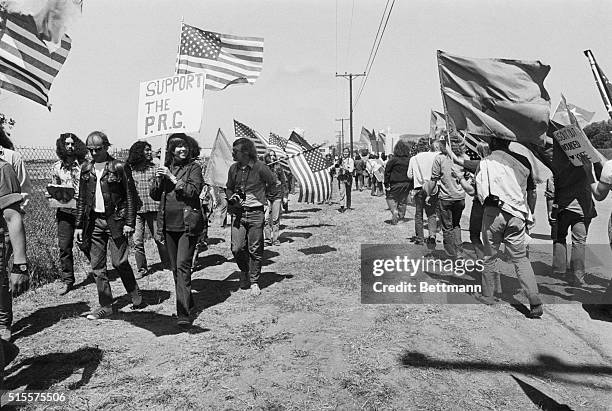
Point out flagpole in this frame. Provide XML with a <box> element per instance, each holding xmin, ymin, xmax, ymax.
<box><xmin>584</xmin><ymin>49</ymin><xmax>612</xmax><ymax>120</ymax></box>
<box><xmin>436</xmin><ymin>50</ymin><xmax>453</xmax><ymax>135</ymax></box>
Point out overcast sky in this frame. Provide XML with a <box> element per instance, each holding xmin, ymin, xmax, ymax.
<box><xmin>3</xmin><ymin>0</ymin><xmax>612</xmax><ymax>150</ymax></box>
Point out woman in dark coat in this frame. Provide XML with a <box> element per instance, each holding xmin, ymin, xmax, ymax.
<box><xmin>150</xmin><ymin>133</ymin><xmax>204</xmax><ymax>327</ymax></box>
<box><xmin>384</xmin><ymin>140</ymin><xmax>413</xmax><ymax>225</ymax></box>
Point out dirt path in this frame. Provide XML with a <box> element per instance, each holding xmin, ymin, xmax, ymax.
<box><xmin>4</xmin><ymin>188</ymin><xmax>612</xmax><ymax>410</ymax></box>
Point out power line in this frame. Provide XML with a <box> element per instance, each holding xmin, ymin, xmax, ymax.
<box><xmin>361</xmin><ymin>0</ymin><xmax>390</xmax><ymax>81</ymax></box>
<box><xmin>354</xmin><ymin>0</ymin><xmax>396</xmax><ymax>108</ymax></box>
<box><xmin>346</xmin><ymin>0</ymin><xmax>355</xmax><ymax>69</ymax></box>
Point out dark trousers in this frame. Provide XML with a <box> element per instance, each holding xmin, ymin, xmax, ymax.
<box><xmin>231</xmin><ymin>208</ymin><xmax>264</xmax><ymax>284</ymax></box>
<box><xmin>89</xmin><ymin>216</ymin><xmax>137</xmax><ymax>307</ymax></box>
<box><xmin>57</xmin><ymin>210</ymin><xmax>77</xmax><ymax>285</ymax></box>
<box><xmin>355</xmin><ymin>173</ymin><xmax>364</xmax><ymax>190</ymax></box>
<box><xmin>414</xmin><ymin>189</ymin><xmax>437</xmax><ymax>241</ymax></box>
<box><xmin>552</xmin><ymin>210</ymin><xmax>590</xmax><ymax>280</ymax></box>
<box><xmin>344</xmin><ymin>178</ymin><xmax>353</xmax><ymax>209</ymax></box>
<box><xmin>134</xmin><ymin>212</ymin><xmax>169</xmax><ymax>272</ymax></box>
<box><xmin>165</xmin><ymin>230</ymin><xmax>197</xmax><ymax>319</ymax></box>
<box><xmin>469</xmin><ymin>199</ymin><xmax>485</xmax><ymax>259</ymax></box>
<box><xmin>436</xmin><ymin>199</ymin><xmax>465</xmax><ymax>257</ymax></box>
<box><xmin>0</xmin><ymin>226</ymin><xmax>10</xmax><ymax>328</ymax></box>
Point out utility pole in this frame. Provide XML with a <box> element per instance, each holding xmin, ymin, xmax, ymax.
<box><xmin>336</xmin><ymin>72</ymin><xmax>365</xmax><ymax>156</ymax></box>
<box><xmin>335</xmin><ymin>117</ymin><xmax>348</xmax><ymax>152</ymax></box>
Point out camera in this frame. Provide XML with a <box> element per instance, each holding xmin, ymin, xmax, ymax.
<box><xmin>227</xmin><ymin>188</ymin><xmax>246</xmax><ymax>213</ymax></box>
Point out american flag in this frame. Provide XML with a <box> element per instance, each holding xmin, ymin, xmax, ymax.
<box><xmin>461</xmin><ymin>132</ymin><xmax>482</xmax><ymax>161</ymax></box>
<box><xmin>289</xmin><ymin>131</ymin><xmax>313</xmax><ymax>151</ymax></box>
<box><xmin>0</xmin><ymin>12</ymin><xmax>72</xmax><ymax>108</ymax></box>
<box><xmin>176</xmin><ymin>23</ymin><xmax>263</xmax><ymax>91</ymax></box>
<box><xmin>234</xmin><ymin>120</ymin><xmax>267</xmax><ymax>157</ymax></box>
<box><xmin>288</xmin><ymin>147</ymin><xmax>332</xmax><ymax>203</ymax></box>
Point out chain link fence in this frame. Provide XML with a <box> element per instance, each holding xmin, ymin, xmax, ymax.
<box><xmin>16</xmin><ymin>146</ymin><xmax>129</xmax><ymax>287</ymax></box>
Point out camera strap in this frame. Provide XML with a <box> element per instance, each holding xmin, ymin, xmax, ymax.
<box><xmin>238</xmin><ymin>164</ymin><xmax>252</xmax><ymax>193</ymax></box>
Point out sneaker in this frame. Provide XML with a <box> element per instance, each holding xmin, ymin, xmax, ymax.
<box><xmin>0</xmin><ymin>326</ymin><xmax>12</xmax><ymax>341</ymax></box>
<box><xmin>250</xmin><ymin>283</ymin><xmax>261</xmax><ymax>296</ymax></box>
<box><xmin>57</xmin><ymin>283</ymin><xmax>73</xmax><ymax>296</ymax></box>
<box><xmin>177</xmin><ymin>317</ymin><xmax>192</xmax><ymax>328</ymax></box>
<box><xmin>475</xmin><ymin>293</ymin><xmax>498</xmax><ymax>305</ymax></box>
<box><xmin>86</xmin><ymin>305</ymin><xmax>113</xmax><ymax>320</ymax></box>
<box><xmin>527</xmin><ymin>304</ymin><xmax>543</xmax><ymax>319</ymax></box>
<box><xmin>130</xmin><ymin>287</ymin><xmax>143</xmax><ymax>308</ymax></box>
<box><xmin>134</xmin><ymin>269</ymin><xmax>147</xmax><ymax>280</ymax></box>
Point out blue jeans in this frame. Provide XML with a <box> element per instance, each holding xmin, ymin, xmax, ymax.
<box><xmin>134</xmin><ymin>212</ymin><xmax>169</xmax><ymax>272</ymax></box>
<box><xmin>264</xmin><ymin>199</ymin><xmax>282</xmax><ymax>243</ymax></box>
<box><xmin>436</xmin><ymin>199</ymin><xmax>465</xmax><ymax>257</ymax></box>
<box><xmin>89</xmin><ymin>216</ymin><xmax>137</xmax><ymax>307</ymax></box>
<box><xmin>165</xmin><ymin>230</ymin><xmax>197</xmax><ymax>319</ymax></box>
<box><xmin>231</xmin><ymin>208</ymin><xmax>264</xmax><ymax>284</ymax></box>
<box><xmin>414</xmin><ymin>189</ymin><xmax>437</xmax><ymax>242</ymax></box>
<box><xmin>57</xmin><ymin>210</ymin><xmax>77</xmax><ymax>285</ymax></box>
<box><xmin>552</xmin><ymin>210</ymin><xmax>589</xmax><ymax>280</ymax></box>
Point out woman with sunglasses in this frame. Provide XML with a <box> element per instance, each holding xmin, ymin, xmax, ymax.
<box><xmin>263</xmin><ymin>150</ymin><xmax>286</xmax><ymax>246</ymax></box>
<box><xmin>150</xmin><ymin>133</ymin><xmax>204</xmax><ymax>328</ymax></box>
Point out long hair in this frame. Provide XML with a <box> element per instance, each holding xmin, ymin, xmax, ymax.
<box><xmin>393</xmin><ymin>140</ymin><xmax>412</xmax><ymax>157</ymax></box>
<box><xmin>416</xmin><ymin>137</ymin><xmax>432</xmax><ymax>154</ymax></box>
<box><xmin>127</xmin><ymin>141</ymin><xmax>152</xmax><ymax>170</ymax></box>
<box><xmin>0</xmin><ymin>127</ymin><xmax>14</xmax><ymax>150</ymax></box>
<box><xmin>233</xmin><ymin>137</ymin><xmax>258</xmax><ymax>162</ymax></box>
<box><xmin>56</xmin><ymin>133</ymin><xmax>87</xmax><ymax>165</ymax></box>
<box><xmin>165</xmin><ymin>133</ymin><xmax>201</xmax><ymax>166</ymax></box>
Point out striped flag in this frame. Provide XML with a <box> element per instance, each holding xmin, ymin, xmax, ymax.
<box><xmin>234</xmin><ymin>120</ymin><xmax>267</xmax><ymax>157</ymax></box>
<box><xmin>463</xmin><ymin>132</ymin><xmax>551</xmax><ymax>183</ymax></box>
<box><xmin>0</xmin><ymin>12</ymin><xmax>72</xmax><ymax>108</ymax></box>
<box><xmin>176</xmin><ymin>23</ymin><xmax>263</xmax><ymax>91</ymax></box>
<box><xmin>288</xmin><ymin>147</ymin><xmax>332</xmax><ymax>203</ymax></box>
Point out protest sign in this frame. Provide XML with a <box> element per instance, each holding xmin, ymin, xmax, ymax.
<box><xmin>553</xmin><ymin>124</ymin><xmax>601</xmax><ymax>166</ymax></box>
<box><xmin>137</xmin><ymin>73</ymin><xmax>205</xmax><ymax>139</ymax></box>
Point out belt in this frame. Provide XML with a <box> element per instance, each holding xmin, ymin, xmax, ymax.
<box><xmin>242</xmin><ymin>206</ymin><xmax>264</xmax><ymax>212</ymax></box>
<box><xmin>91</xmin><ymin>211</ymin><xmax>107</xmax><ymax>218</ymax></box>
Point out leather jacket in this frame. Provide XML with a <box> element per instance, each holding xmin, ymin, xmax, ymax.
<box><xmin>75</xmin><ymin>156</ymin><xmax>137</xmax><ymax>255</ymax></box>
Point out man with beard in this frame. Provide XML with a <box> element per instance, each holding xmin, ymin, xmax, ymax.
<box><xmin>226</xmin><ymin>138</ymin><xmax>278</xmax><ymax>296</ymax></box>
<box><xmin>50</xmin><ymin>133</ymin><xmax>88</xmax><ymax>295</ymax></box>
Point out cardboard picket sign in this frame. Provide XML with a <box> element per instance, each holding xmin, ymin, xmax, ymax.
<box><xmin>137</xmin><ymin>73</ymin><xmax>206</xmax><ymax>139</ymax></box>
<box><xmin>552</xmin><ymin>124</ymin><xmax>601</xmax><ymax>166</ymax></box>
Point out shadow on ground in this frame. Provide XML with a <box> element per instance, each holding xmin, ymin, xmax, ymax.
<box><xmin>11</xmin><ymin>302</ymin><xmax>91</xmax><ymax>341</ymax></box>
<box><xmin>4</xmin><ymin>346</ymin><xmax>102</xmax><ymax>391</ymax></box>
<box><xmin>399</xmin><ymin>351</ymin><xmax>612</xmax><ymax>390</ymax></box>
<box><xmin>298</xmin><ymin>245</ymin><xmax>337</xmax><ymax>255</ymax></box>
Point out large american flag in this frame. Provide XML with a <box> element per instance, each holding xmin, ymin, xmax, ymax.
<box><xmin>234</xmin><ymin>120</ymin><xmax>267</xmax><ymax>157</ymax></box>
<box><xmin>288</xmin><ymin>147</ymin><xmax>331</xmax><ymax>204</ymax></box>
<box><xmin>0</xmin><ymin>12</ymin><xmax>72</xmax><ymax>108</ymax></box>
<box><xmin>176</xmin><ymin>23</ymin><xmax>263</xmax><ymax>91</ymax></box>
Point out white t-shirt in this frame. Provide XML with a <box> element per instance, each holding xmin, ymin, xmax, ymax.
<box><xmin>93</xmin><ymin>162</ymin><xmax>107</xmax><ymax>213</ymax></box>
<box><xmin>599</xmin><ymin>160</ymin><xmax>612</xmax><ymax>185</ymax></box>
<box><xmin>407</xmin><ymin>151</ymin><xmax>438</xmax><ymax>188</ymax></box>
